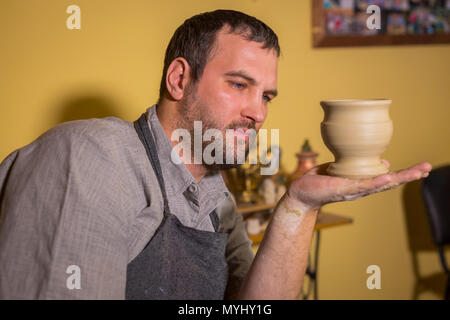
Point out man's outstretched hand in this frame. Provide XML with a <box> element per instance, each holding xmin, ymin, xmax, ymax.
<box><xmin>238</xmin><ymin>160</ymin><xmax>432</xmax><ymax>299</ymax></box>
<box><xmin>286</xmin><ymin>160</ymin><xmax>432</xmax><ymax>212</ymax></box>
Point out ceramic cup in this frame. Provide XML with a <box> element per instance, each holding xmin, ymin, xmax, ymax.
<box><xmin>320</xmin><ymin>99</ymin><xmax>393</xmax><ymax>179</ymax></box>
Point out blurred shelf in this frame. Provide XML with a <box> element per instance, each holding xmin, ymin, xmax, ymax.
<box><xmin>248</xmin><ymin>211</ymin><xmax>353</xmax><ymax>245</ymax></box>
<box><xmin>236</xmin><ymin>202</ymin><xmax>277</xmax><ymax>215</ymax></box>
<box><xmin>315</xmin><ymin>211</ymin><xmax>353</xmax><ymax>230</ymax></box>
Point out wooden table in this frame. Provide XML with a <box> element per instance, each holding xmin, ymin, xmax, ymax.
<box><xmin>237</xmin><ymin>202</ymin><xmax>278</xmax><ymax>215</ymax></box>
<box><xmin>246</xmin><ymin>210</ymin><xmax>353</xmax><ymax>244</ymax></box>
<box><xmin>238</xmin><ymin>203</ymin><xmax>353</xmax><ymax>300</ymax></box>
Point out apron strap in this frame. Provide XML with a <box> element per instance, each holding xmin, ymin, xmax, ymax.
<box><xmin>209</xmin><ymin>209</ymin><xmax>220</xmax><ymax>232</ymax></box>
<box><xmin>134</xmin><ymin>113</ymin><xmax>170</xmax><ymax>215</ymax></box>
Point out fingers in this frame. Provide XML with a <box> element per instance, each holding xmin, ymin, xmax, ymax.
<box><xmin>303</xmin><ymin>162</ymin><xmax>333</xmax><ymax>176</ymax></box>
<box><xmin>389</xmin><ymin>162</ymin><xmax>432</xmax><ymax>183</ymax></box>
<box><xmin>409</xmin><ymin>162</ymin><xmax>431</xmax><ymax>174</ymax></box>
<box><xmin>364</xmin><ymin>161</ymin><xmax>432</xmax><ymax>190</ymax></box>
<box><xmin>338</xmin><ymin>176</ymin><xmax>388</xmax><ymax>197</ymax></box>
<box><xmin>339</xmin><ymin>162</ymin><xmax>432</xmax><ymax>197</ymax></box>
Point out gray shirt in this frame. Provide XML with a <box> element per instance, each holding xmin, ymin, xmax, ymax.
<box><xmin>0</xmin><ymin>105</ymin><xmax>254</xmax><ymax>299</ymax></box>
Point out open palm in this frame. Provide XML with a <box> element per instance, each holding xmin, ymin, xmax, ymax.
<box><xmin>287</xmin><ymin>159</ymin><xmax>432</xmax><ymax>210</ymax></box>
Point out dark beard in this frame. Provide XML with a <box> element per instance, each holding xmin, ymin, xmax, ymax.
<box><xmin>202</xmin><ymin>149</ymin><xmax>249</xmax><ymax>173</ymax></box>
<box><xmin>176</xmin><ymin>82</ymin><xmax>254</xmax><ymax>173</ymax></box>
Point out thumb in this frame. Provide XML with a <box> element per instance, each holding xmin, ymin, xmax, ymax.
<box><xmin>303</xmin><ymin>162</ymin><xmax>333</xmax><ymax>176</ymax></box>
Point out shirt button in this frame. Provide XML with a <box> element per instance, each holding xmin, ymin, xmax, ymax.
<box><xmin>188</xmin><ymin>184</ymin><xmax>198</xmax><ymax>193</ymax></box>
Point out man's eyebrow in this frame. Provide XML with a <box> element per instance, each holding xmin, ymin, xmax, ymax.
<box><xmin>224</xmin><ymin>70</ymin><xmax>278</xmax><ymax>98</ymax></box>
<box><xmin>224</xmin><ymin>71</ymin><xmax>257</xmax><ymax>85</ymax></box>
<box><xmin>265</xmin><ymin>89</ymin><xmax>278</xmax><ymax>98</ymax></box>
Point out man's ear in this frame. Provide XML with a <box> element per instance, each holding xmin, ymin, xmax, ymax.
<box><xmin>165</xmin><ymin>57</ymin><xmax>192</xmax><ymax>101</ymax></box>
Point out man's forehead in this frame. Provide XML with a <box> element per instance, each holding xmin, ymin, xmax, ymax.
<box><xmin>207</xmin><ymin>26</ymin><xmax>278</xmax><ymax>71</ymax></box>
<box><xmin>197</xmin><ymin>25</ymin><xmax>278</xmax><ymax>93</ymax></box>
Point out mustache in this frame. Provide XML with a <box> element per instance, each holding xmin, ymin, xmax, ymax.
<box><xmin>226</xmin><ymin>120</ymin><xmax>256</xmax><ymax>131</ymax></box>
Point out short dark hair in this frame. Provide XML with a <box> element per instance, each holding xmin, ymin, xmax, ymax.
<box><xmin>158</xmin><ymin>9</ymin><xmax>280</xmax><ymax>101</ymax></box>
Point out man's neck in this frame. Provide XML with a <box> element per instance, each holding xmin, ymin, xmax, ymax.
<box><xmin>155</xmin><ymin>100</ymin><xmax>208</xmax><ymax>182</ymax></box>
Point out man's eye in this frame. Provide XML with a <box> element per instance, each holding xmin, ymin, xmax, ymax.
<box><xmin>231</xmin><ymin>82</ymin><xmax>246</xmax><ymax>89</ymax></box>
<box><xmin>263</xmin><ymin>94</ymin><xmax>272</xmax><ymax>103</ymax></box>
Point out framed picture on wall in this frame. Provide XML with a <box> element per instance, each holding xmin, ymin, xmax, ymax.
<box><xmin>312</xmin><ymin>0</ymin><xmax>450</xmax><ymax>47</ymax></box>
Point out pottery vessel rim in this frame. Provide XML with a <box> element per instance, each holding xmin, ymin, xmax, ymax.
<box><xmin>320</xmin><ymin>99</ymin><xmax>392</xmax><ymax>106</ymax></box>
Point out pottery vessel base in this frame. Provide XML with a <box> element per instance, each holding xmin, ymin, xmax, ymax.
<box><xmin>326</xmin><ymin>159</ymin><xmax>389</xmax><ymax>179</ymax></box>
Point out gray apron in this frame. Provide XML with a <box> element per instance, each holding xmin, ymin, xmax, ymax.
<box><xmin>125</xmin><ymin>113</ymin><xmax>229</xmax><ymax>300</ymax></box>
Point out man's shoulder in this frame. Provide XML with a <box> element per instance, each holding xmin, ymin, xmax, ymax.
<box><xmin>7</xmin><ymin>116</ymin><xmax>138</xmax><ymax>166</ymax></box>
<box><xmin>39</xmin><ymin>116</ymin><xmax>133</xmax><ymax>145</ymax></box>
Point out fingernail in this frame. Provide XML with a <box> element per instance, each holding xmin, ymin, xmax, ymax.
<box><xmin>422</xmin><ymin>172</ymin><xmax>429</xmax><ymax>178</ymax></box>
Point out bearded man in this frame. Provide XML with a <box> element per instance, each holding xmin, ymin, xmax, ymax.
<box><xmin>0</xmin><ymin>9</ymin><xmax>431</xmax><ymax>299</ymax></box>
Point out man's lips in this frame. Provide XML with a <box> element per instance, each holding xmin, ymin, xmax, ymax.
<box><xmin>233</xmin><ymin>128</ymin><xmax>250</xmax><ymax>140</ymax></box>
<box><xmin>234</xmin><ymin>127</ymin><xmax>248</xmax><ymax>133</ymax></box>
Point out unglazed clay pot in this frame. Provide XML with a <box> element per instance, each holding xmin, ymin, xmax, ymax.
<box><xmin>320</xmin><ymin>99</ymin><xmax>393</xmax><ymax>179</ymax></box>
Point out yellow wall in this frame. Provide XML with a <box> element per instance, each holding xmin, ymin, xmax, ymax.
<box><xmin>1</xmin><ymin>0</ymin><xmax>449</xmax><ymax>299</ymax></box>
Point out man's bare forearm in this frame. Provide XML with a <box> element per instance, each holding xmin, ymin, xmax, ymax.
<box><xmin>237</xmin><ymin>194</ymin><xmax>319</xmax><ymax>299</ymax></box>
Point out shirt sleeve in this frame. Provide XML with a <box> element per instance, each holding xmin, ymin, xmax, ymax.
<box><xmin>217</xmin><ymin>195</ymin><xmax>255</xmax><ymax>299</ymax></box>
<box><xmin>0</xmin><ymin>120</ymin><xmax>132</xmax><ymax>299</ymax></box>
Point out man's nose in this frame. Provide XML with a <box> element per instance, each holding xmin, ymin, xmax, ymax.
<box><xmin>240</xmin><ymin>96</ymin><xmax>266</xmax><ymax>125</ymax></box>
